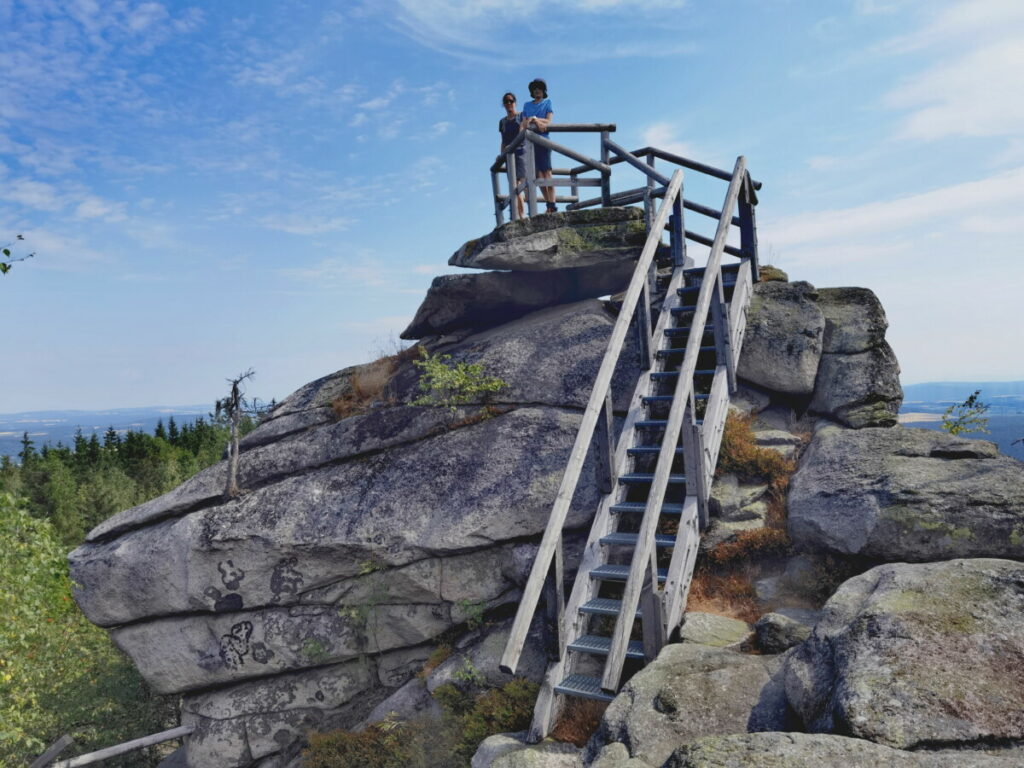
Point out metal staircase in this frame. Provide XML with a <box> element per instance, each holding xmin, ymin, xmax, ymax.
<box><xmin>495</xmin><ymin>148</ymin><xmax>760</xmax><ymax>740</ymax></box>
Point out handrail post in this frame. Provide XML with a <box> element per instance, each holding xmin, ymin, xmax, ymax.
<box><xmin>600</xmin><ymin>131</ymin><xmax>612</xmax><ymax>207</ymax></box>
<box><xmin>640</xmin><ymin>550</ymin><xmax>666</xmax><ymax>661</ymax></box>
<box><xmin>492</xmin><ymin>170</ymin><xmax>504</xmax><ymax>227</ymax></box>
<box><xmin>710</xmin><ymin>271</ymin><xmax>737</xmax><ymax>394</ymax></box>
<box><xmin>506</xmin><ymin>152</ymin><xmax>520</xmax><ymax>222</ymax></box>
<box><xmin>526</xmin><ymin>140</ymin><xmax>538</xmax><ymax>217</ymax></box>
<box><xmin>671</xmin><ymin>186</ymin><xmax>686</xmax><ymax>268</ymax></box>
<box><xmin>635</xmin><ymin>279</ymin><xmax>653</xmax><ymax>371</ymax></box>
<box><xmin>594</xmin><ymin>389</ymin><xmax>615</xmax><ymax>493</ymax></box>
<box><xmin>739</xmin><ymin>173</ymin><xmax>759</xmax><ymax>276</ymax></box>
<box><xmin>570</xmin><ymin>169</ymin><xmax>578</xmax><ymax>204</ymax></box>
<box><xmin>541</xmin><ymin>535</ymin><xmax>565</xmax><ymax>661</ymax></box>
<box><xmin>644</xmin><ymin>151</ymin><xmax>656</xmax><ymax>232</ymax></box>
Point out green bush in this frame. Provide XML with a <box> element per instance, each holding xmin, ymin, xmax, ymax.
<box><xmin>411</xmin><ymin>348</ymin><xmax>507</xmax><ymax>412</ymax></box>
<box><xmin>0</xmin><ymin>493</ymin><xmax>175</xmax><ymax>765</ymax></box>
<box><xmin>304</xmin><ymin>678</ymin><xmax>539</xmax><ymax>768</ymax></box>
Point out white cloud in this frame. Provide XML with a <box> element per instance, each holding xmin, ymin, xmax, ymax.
<box><xmin>767</xmin><ymin>166</ymin><xmax>1024</xmax><ymax>254</ymax></box>
<box><xmin>360</xmin><ymin>96</ymin><xmax>392</xmax><ymax>110</ymax></box>
<box><xmin>640</xmin><ymin>123</ymin><xmax>697</xmax><ymax>159</ymax></box>
<box><xmin>878</xmin><ymin>0</ymin><xmax>1024</xmax><ymax>141</ymax></box>
<box><xmin>2</xmin><ymin>178</ymin><xmax>64</xmax><ymax>211</ymax></box>
<box><xmin>280</xmin><ymin>255</ymin><xmax>388</xmax><ymax>288</ymax></box>
<box><xmin>74</xmin><ymin>195</ymin><xmax>127</xmax><ymax>221</ymax></box>
<box><xmin>258</xmin><ymin>214</ymin><xmax>355</xmax><ymax>236</ymax></box>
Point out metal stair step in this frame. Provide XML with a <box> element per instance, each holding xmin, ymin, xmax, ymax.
<box><xmin>580</xmin><ymin>597</ymin><xmax>641</xmax><ymax>617</ymax></box>
<box><xmin>590</xmin><ymin>564</ymin><xmax>667</xmax><ymax>583</ymax></box>
<box><xmin>684</xmin><ymin>263</ymin><xmax>740</xmax><ymax>279</ymax></box>
<box><xmin>656</xmin><ymin>345</ymin><xmax>717</xmax><ymax>359</ymax></box>
<box><xmin>554</xmin><ymin>674</ymin><xmax>615</xmax><ymax>702</ymax></box>
<box><xmin>600</xmin><ymin>532</ymin><xmax>676</xmax><ymax>548</ymax></box>
<box><xmin>611</xmin><ymin>501</ymin><xmax>685</xmax><ymax>515</ymax></box>
<box><xmin>635</xmin><ymin>418</ymin><xmax>703</xmax><ymax>428</ymax></box>
<box><xmin>664</xmin><ymin>325</ymin><xmax>715</xmax><ymax>338</ymax></box>
<box><xmin>568</xmin><ymin>634</ymin><xmax>645</xmax><ymax>659</ymax></box>
<box><xmin>618</xmin><ymin>473</ymin><xmax>687</xmax><ymax>486</ymax></box>
<box><xmin>651</xmin><ymin>369</ymin><xmax>715</xmax><ymax>381</ymax></box>
<box><xmin>642</xmin><ymin>394</ymin><xmax>708</xmax><ymax>406</ymax></box>
<box><xmin>627</xmin><ymin>445</ymin><xmax>684</xmax><ymax>456</ymax></box>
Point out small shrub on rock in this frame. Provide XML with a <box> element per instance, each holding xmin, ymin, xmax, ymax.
<box><xmin>412</xmin><ymin>349</ymin><xmax>507</xmax><ymax>412</ymax></box>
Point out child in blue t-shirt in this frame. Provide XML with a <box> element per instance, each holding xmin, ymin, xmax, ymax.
<box><xmin>521</xmin><ymin>78</ymin><xmax>556</xmax><ymax>213</ymax></box>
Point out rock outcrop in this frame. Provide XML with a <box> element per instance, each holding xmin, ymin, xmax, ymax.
<box><xmin>785</xmin><ymin>559</ymin><xmax>1024</xmax><ymax>750</ymax></box>
<box><xmin>788</xmin><ymin>424</ymin><xmax>1024</xmax><ymax>561</ymax></box>
<box><xmin>69</xmin><ymin>208</ymin><xmax>1024</xmax><ymax>768</ymax></box>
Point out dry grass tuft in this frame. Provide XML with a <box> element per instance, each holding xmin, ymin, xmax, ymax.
<box><xmin>687</xmin><ymin>567</ymin><xmax>762</xmax><ymax>624</ymax></box>
<box><xmin>331</xmin><ymin>345</ymin><xmax>420</xmax><ymax>421</ymax></box>
<box><xmin>704</xmin><ymin>527</ymin><xmax>790</xmax><ymax>567</ymax></box>
<box><xmin>716</xmin><ymin>413</ymin><xmax>796</xmax><ymax>492</ymax></box>
<box><xmin>417</xmin><ymin>643</ymin><xmax>453</xmax><ymax>680</ymax></box>
<box><xmin>758</xmin><ymin>265</ymin><xmax>788</xmax><ymax>282</ymax></box>
<box><xmin>550</xmin><ymin>697</ymin><xmax>608</xmax><ymax>747</ymax></box>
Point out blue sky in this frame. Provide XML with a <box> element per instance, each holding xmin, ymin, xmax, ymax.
<box><xmin>1</xmin><ymin>0</ymin><xmax>1022</xmax><ymax>411</ymax></box>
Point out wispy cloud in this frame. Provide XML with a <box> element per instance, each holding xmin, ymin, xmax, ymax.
<box><xmin>765</xmin><ymin>166</ymin><xmax>1024</xmax><ymax>261</ymax></box>
<box><xmin>879</xmin><ymin>0</ymin><xmax>1024</xmax><ymax>141</ymax></box>
<box><xmin>640</xmin><ymin>123</ymin><xmax>697</xmax><ymax>159</ymax></box>
<box><xmin>386</xmin><ymin>0</ymin><xmax>694</xmax><ymax>62</ymax></box>
<box><xmin>258</xmin><ymin>214</ymin><xmax>356</xmax><ymax>236</ymax></box>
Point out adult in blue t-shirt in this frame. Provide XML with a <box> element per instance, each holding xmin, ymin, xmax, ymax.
<box><xmin>521</xmin><ymin>78</ymin><xmax>556</xmax><ymax>214</ymax></box>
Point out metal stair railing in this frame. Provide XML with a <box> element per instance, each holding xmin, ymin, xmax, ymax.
<box><xmin>498</xmin><ymin>169</ymin><xmax>685</xmax><ymax>678</ymax></box>
<box><xmin>601</xmin><ymin>156</ymin><xmax>749</xmax><ymax>691</ymax></box>
<box><xmin>493</xmin><ymin>132</ymin><xmax>760</xmax><ymax>739</ymax></box>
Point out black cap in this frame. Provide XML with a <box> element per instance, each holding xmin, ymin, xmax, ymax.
<box><xmin>528</xmin><ymin>78</ymin><xmax>548</xmax><ymax>98</ymax></box>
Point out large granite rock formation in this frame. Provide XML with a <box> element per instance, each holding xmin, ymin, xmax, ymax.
<box><xmin>71</xmin><ymin>209</ymin><xmax>1008</xmax><ymax>768</ymax></box>
<box><xmin>788</xmin><ymin>424</ymin><xmax>1024</xmax><ymax>561</ymax></box>
<box><xmin>784</xmin><ymin>559</ymin><xmax>1024</xmax><ymax>750</ymax></box>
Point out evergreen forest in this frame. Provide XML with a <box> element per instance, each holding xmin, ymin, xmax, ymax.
<box><xmin>0</xmin><ymin>412</ymin><xmax>257</xmax><ymax>765</ymax></box>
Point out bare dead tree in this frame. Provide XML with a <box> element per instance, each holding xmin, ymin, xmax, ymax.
<box><xmin>216</xmin><ymin>368</ymin><xmax>255</xmax><ymax>499</ymax></box>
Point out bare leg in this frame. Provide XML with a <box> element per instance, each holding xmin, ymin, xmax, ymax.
<box><xmin>538</xmin><ymin>169</ymin><xmax>555</xmax><ymax>209</ymax></box>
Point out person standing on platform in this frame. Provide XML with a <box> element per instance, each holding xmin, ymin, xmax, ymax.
<box><xmin>499</xmin><ymin>92</ymin><xmax>526</xmax><ymax>219</ymax></box>
<box><xmin>521</xmin><ymin>78</ymin><xmax>556</xmax><ymax>214</ymax></box>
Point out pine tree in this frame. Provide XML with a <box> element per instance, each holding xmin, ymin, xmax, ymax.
<box><xmin>154</xmin><ymin>419</ymin><xmax>167</xmax><ymax>441</ymax></box>
<box><xmin>167</xmin><ymin>416</ymin><xmax>179</xmax><ymax>444</ymax></box>
<box><xmin>103</xmin><ymin>426</ymin><xmax>120</xmax><ymax>450</ymax></box>
<box><xmin>18</xmin><ymin>432</ymin><xmax>35</xmax><ymax>465</ymax></box>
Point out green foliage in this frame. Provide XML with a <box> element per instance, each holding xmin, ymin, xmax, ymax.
<box><xmin>451</xmin><ymin>658</ymin><xmax>486</xmax><ymax>687</ymax></box>
<box><xmin>0</xmin><ymin>494</ymin><xmax>175</xmax><ymax>765</ymax></box>
<box><xmin>1</xmin><ymin>234</ymin><xmax>34</xmax><ymax>275</ymax></box>
<box><xmin>0</xmin><ymin>414</ymin><xmax>255</xmax><ymax>547</ymax></box>
<box><xmin>304</xmin><ymin>679</ymin><xmax>539</xmax><ymax>768</ymax></box>
<box><xmin>941</xmin><ymin>390</ymin><xmax>990</xmax><ymax>436</ymax></box>
<box><xmin>456</xmin><ymin>598</ymin><xmax>487</xmax><ymax>630</ymax></box>
<box><xmin>411</xmin><ymin>348</ymin><xmax>507</xmax><ymax>412</ymax></box>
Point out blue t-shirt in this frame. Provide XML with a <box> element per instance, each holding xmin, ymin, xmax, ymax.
<box><xmin>523</xmin><ymin>98</ymin><xmax>553</xmax><ymax>137</ymax></box>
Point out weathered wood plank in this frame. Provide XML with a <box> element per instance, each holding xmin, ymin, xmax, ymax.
<box><xmin>683</xmin><ymin>230</ymin><xmax>745</xmax><ymax>258</ymax></box>
<box><xmin>710</xmin><ymin>272</ymin><xmax>736</xmax><ymax>394</ymax></box>
<box><xmin>525</xmin><ymin>142</ymin><xmax>538</xmax><ymax>218</ymax></box>
<box><xmin>640</xmin><ymin>561</ymin><xmax>667</xmax><ymax>661</ymax></box>
<box><xmin>594</xmin><ymin>389</ymin><xmax>615</xmax><ymax>494</ymax></box>
<box><xmin>500</xmin><ymin>170</ymin><xmax>683</xmax><ymax>677</ymax></box>
<box><xmin>729</xmin><ymin>261</ymin><xmax>753</xmax><ymax>368</ymax></box>
<box><xmin>568</xmin><ymin>184</ymin><xmax>667</xmax><ymax>211</ymax></box>
<box><xmin>604</xmin><ymin>138</ymin><xmax>671</xmax><ymax>186</ymax></box>
<box><xmin>541</xmin><ymin>535</ymin><xmax>565</xmax><ymax>660</ymax></box>
<box><xmin>51</xmin><ymin>727</ymin><xmax>194</xmax><ymax>768</ymax></box>
<box><xmin>635</xmin><ymin>280</ymin><xmax>652</xmax><ymax>371</ymax></box>
<box><xmin>547</xmin><ymin>123</ymin><xmax>617</xmax><ymax>132</ymax></box>
<box><xmin>533</xmin><ymin>177</ymin><xmax>602</xmax><ymax>187</ymax></box>
<box><xmin>600</xmin><ymin>157</ymin><xmax>747</xmax><ymax>692</ymax></box>
<box><xmin>492</xmin><ymin>171</ymin><xmax>505</xmax><ymax>227</ymax></box>
<box><xmin>600</xmin><ymin>131</ymin><xmax>612</xmax><ymax>206</ymax></box>
<box><xmin>30</xmin><ymin>734</ymin><xmax>74</xmax><ymax>768</ymax></box>
<box><xmin>662</xmin><ymin>497</ymin><xmax>700</xmax><ymax>631</ymax></box>
<box><xmin>739</xmin><ymin>173</ymin><xmax>760</xmax><ymax>276</ymax></box>
<box><xmin>527</xmin><ymin>131</ymin><xmax>610</xmax><ymax>174</ymax></box>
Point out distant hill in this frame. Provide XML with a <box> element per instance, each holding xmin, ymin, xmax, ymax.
<box><xmin>902</xmin><ymin>381</ymin><xmax>1024</xmax><ymax>403</ymax></box>
<box><xmin>0</xmin><ymin>405</ymin><xmax>211</xmax><ymax>459</ymax></box>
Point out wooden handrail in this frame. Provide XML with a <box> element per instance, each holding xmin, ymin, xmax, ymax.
<box><xmin>499</xmin><ymin>169</ymin><xmax>684</xmax><ymax>675</ymax></box>
<box><xmin>600</xmin><ymin>156</ymin><xmax>748</xmax><ymax>691</ymax></box>
<box><xmin>49</xmin><ymin>726</ymin><xmax>194</xmax><ymax>768</ymax></box>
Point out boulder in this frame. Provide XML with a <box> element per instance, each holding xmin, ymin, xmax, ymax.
<box><xmin>451</xmin><ymin>207</ymin><xmax>644</xmax><ymax>269</ymax></box>
<box><xmin>390</xmin><ymin>300</ymin><xmax>642</xmax><ymax>413</ymax></box>
<box><xmin>401</xmin><ymin>264</ymin><xmax>635</xmax><ymax>339</ymax></box>
<box><xmin>737</xmin><ymin>282</ymin><xmax>824</xmax><ymax>396</ymax></box>
<box><xmin>584</xmin><ymin>644</ymin><xmax>788</xmax><ymax>767</ymax></box>
<box><xmin>784</xmin><ymin>559</ymin><xmax>1024</xmax><ymax>750</ymax></box>
<box><xmin>72</xmin><ymin>407</ymin><xmax>598</xmax><ymax>627</ymax></box>
<box><xmin>708</xmin><ymin>475</ymin><xmax>769</xmax><ymax>522</ymax></box>
<box><xmin>788</xmin><ymin>425</ymin><xmax>1024</xmax><ymax>561</ymax></box>
<box><xmin>679</xmin><ymin>613</ymin><xmax>754</xmax><ymax>649</ymax></box>
<box><xmin>472</xmin><ymin>732</ymin><xmax>582</xmax><ymax>768</ymax></box>
<box><xmin>663</xmin><ymin>732</ymin><xmax>1024</xmax><ymax>768</ymax></box>
<box><xmin>809</xmin><ymin>341</ymin><xmax>902</xmax><ymax>428</ymax></box>
<box><xmin>450</xmin><ymin>222</ymin><xmax>645</xmax><ymax>272</ymax></box>
<box><xmin>754</xmin><ymin>612</ymin><xmax>811</xmax><ymax>653</ymax></box>
<box><xmin>816</xmin><ymin>287</ymin><xmax>888</xmax><ymax>354</ymax></box>
<box><xmin>181</xmin><ymin>658</ymin><xmax>374</xmax><ymax>767</ymax></box>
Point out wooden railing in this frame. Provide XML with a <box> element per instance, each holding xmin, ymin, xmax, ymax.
<box><xmin>31</xmin><ymin>726</ymin><xmax>193</xmax><ymax>768</ymax></box>
<box><xmin>498</xmin><ymin>130</ymin><xmax>760</xmax><ymax>715</ymax></box>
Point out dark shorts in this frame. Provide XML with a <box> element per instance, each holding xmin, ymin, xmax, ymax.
<box><xmin>514</xmin><ymin>153</ymin><xmax>526</xmax><ymax>181</ymax></box>
<box><xmin>533</xmin><ymin>145</ymin><xmax>552</xmax><ymax>173</ymax></box>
